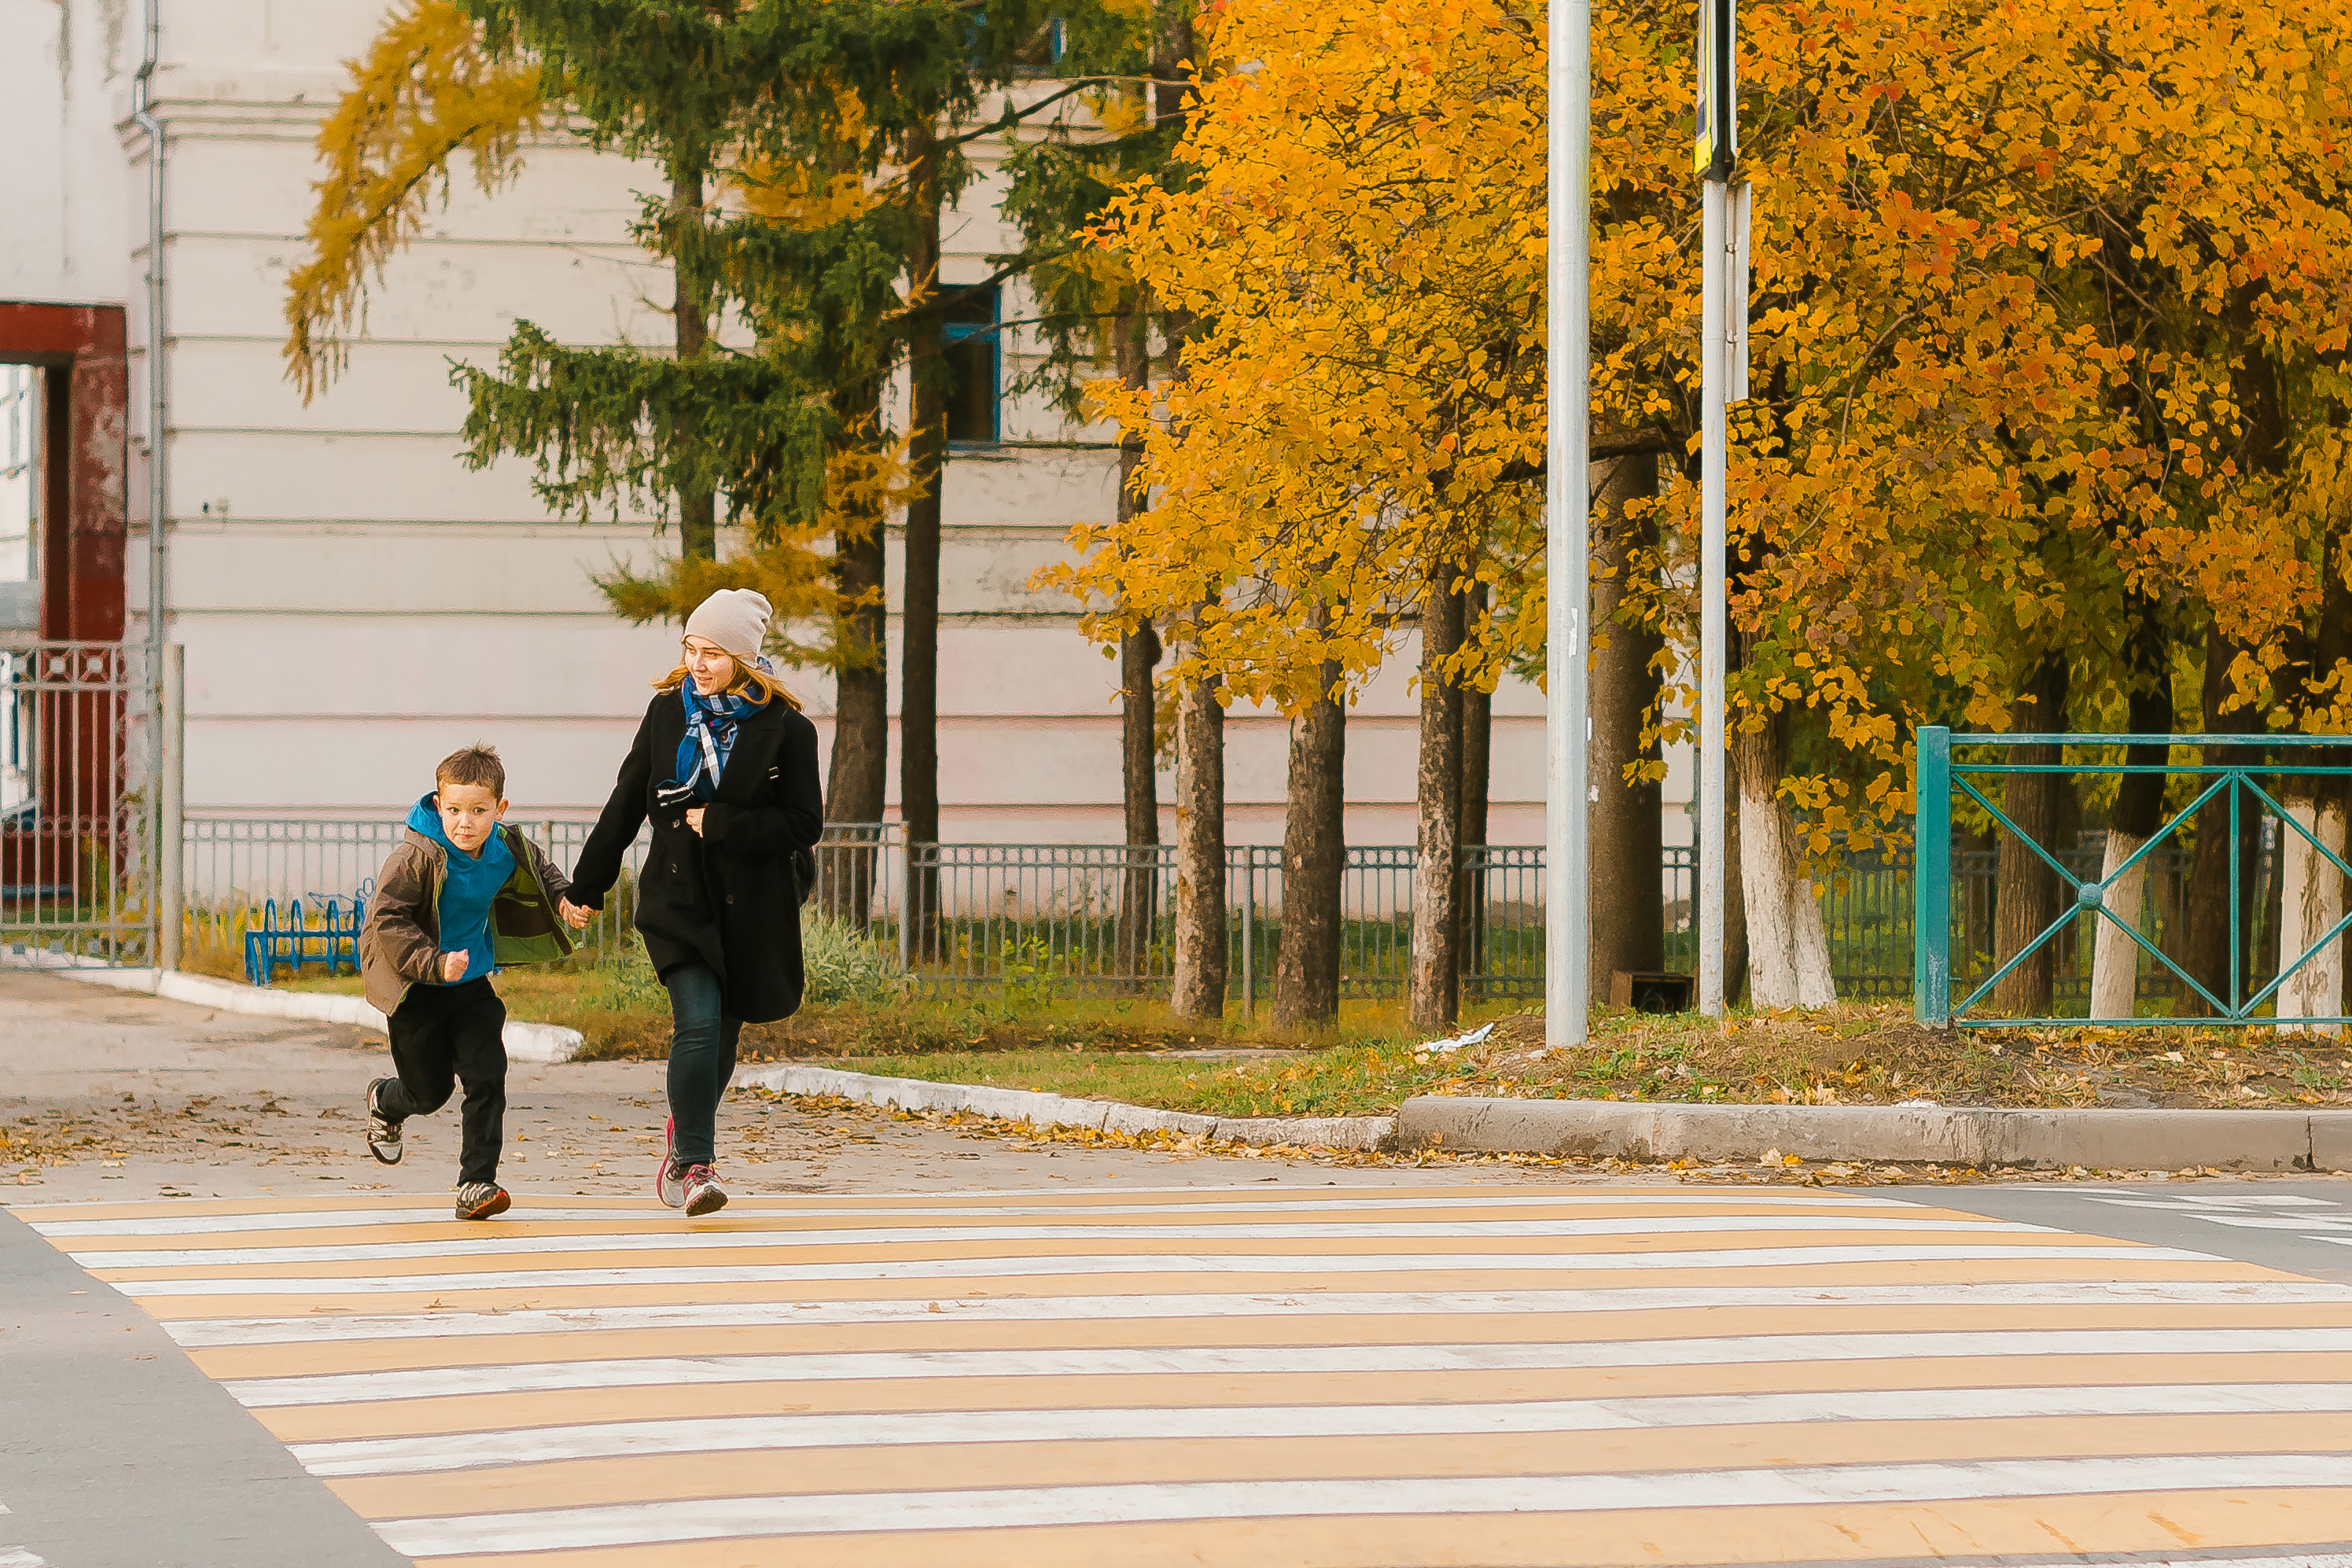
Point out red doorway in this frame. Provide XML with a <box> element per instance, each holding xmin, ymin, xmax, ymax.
<box><xmin>0</xmin><ymin>301</ymin><xmax>128</xmax><ymax>641</ymax></box>
<box><xmin>1</xmin><ymin>302</ymin><xmax>131</xmax><ymax>925</ymax></box>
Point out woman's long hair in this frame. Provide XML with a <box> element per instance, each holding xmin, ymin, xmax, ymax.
<box><xmin>653</xmin><ymin>654</ymin><xmax>801</xmax><ymax>711</ymax></box>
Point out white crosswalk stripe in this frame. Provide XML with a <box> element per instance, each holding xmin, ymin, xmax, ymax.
<box><xmin>24</xmin><ymin>1183</ymin><xmax>2352</xmax><ymax>1567</ymax></box>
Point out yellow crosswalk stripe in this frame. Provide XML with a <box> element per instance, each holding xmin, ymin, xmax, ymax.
<box><xmin>24</xmin><ymin>1184</ymin><xmax>2352</xmax><ymax>1566</ymax></box>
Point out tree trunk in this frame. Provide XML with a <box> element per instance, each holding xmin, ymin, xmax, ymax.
<box><xmin>1409</xmin><ymin>557</ymin><xmax>1466</xmax><ymax>1029</ymax></box>
<box><xmin>1117</xmin><ymin>617</ymin><xmax>1162</xmax><ymax>981</ymax></box>
<box><xmin>1589</xmin><ymin>453</ymin><xmax>1664</xmax><ymax>991</ymax></box>
<box><xmin>1458</xmin><ymin>583</ymin><xmax>1492</xmax><ymax>997</ymax></box>
<box><xmin>1735</xmin><ymin>705</ymin><xmax>1835</xmax><ymax>1008</ymax></box>
<box><xmin>2177</xmin><ymin>298</ymin><xmax>2288</xmax><ymax>1016</ymax></box>
<box><xmin>1113</xmin><ymin>313</ymin><xmax>1161</xmax><ymax>984</ymax></box>
<box><xmin>2089</xmin><ymin>614</ymin><xmax>2173</xmax><ymax>1019</ymax></box>
<box><xmin>900</xmin><ymin>166</ymin><xmax>944</xmax><ymax>959</ymax></box>
<box><xmin>2276</xmin><ymin>778</ymin><xmax>2346</xmax><ymax>1035</ymax></box>
<box><xmin>1154</xmin><ymin>8</ymin><xmax>1195</xmax><ymax>129</ymax></box>
<box><xmin>2181</xmin><ymin>621</ymin><xmax>2261</xmax><ymax>1014</ymax></box>
<box><xmin>1273</xmin><ymin>653</ymin><xmax>1345</xmax><ymax>1028</ymax></box>
<box><xmin>1171</xmin><ymin>648</ymin><xmax>1227</xmax><ymax>1020</ymax></box>
<box><xmin>672</xmin><ymin>163</ymin><xmax>716</xmax><ymax>563</ymax></box>
<box><xmin>1723</xmin><ymin>789</ymin><xmax>1749</xmax><ymax>1006</ymax></box>
<box><xmin>823</xmin><ymin>375</ymin><xmax>890</xmax><ymax>929</ymax></box>
<box><xmin>2278</xmin><ymin>517</ymin><xmax>2350</xmax><ymax>1032</ymax></box>
<box><xmin>1992</xmin><ymin>652</ymin><xmax>2070</xmax><ymax>1016</ymax></box>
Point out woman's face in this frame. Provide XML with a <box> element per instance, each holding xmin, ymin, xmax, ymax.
<box><xmin>682</xmin><ymin>636</ymin><xmax>737</xmax><ymax>695</ymax></box>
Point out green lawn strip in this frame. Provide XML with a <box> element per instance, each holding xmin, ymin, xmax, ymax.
<box><xmin>174</xmin><ymin>959</ymin><xmax>2352</xmax><ymax>1115</ymax></box>
<box><xmin>826</xmin><ymin>1006</ymin><xmax>2352</xmax><ymax>1117</ymax></box>
<box><xmin>277</xmin><ymin>976</ymin><xmax>366</xmax><ymax>996</ymax></box>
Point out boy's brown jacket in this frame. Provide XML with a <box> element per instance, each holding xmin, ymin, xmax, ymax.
<box><xmin>359</xmin><ymin>823</ymin><xmax>575</xmax><ymax>1017</ymax></box>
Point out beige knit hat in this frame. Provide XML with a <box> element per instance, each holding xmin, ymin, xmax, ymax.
<box><xmin>684</xmin><ymin>589</ymin><xmax>772</xmax><ymax>662</ymax></box>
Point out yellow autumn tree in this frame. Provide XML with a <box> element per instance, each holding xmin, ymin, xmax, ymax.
<box><xmin>1059</xmin><ymin>0</ymin><xmax>1548</xmax><ymax>710</ymax></box>
<box><xmin>1068</xmin><ymin>0</ymin><xmax>2352</xmax><ymax>1011</ymax></box>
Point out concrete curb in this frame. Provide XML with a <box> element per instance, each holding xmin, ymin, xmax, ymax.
<box><xmin>11</xmin><ymin>957</ymin><xmax>583</xmax><ymax>1066</ymax></box>
<box><xmin>1393</xmin><ymin>1095</ymin><xmax>2352</xmax><ymax>1172</ymax></box>
<box><xmin>20</xmin><ymin>948</ymin><xmax>2331</xmax><ymax>1169</ymax></box>
<box><xmin>733</xmin><ymin>1063</ymin><xmax>1395</xmax><ymax>1151</ymax></box>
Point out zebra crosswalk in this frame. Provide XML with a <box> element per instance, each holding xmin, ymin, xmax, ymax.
<box><xmin>24</xmin><ymin>1183</ymin><xmax>2352</xmax><ymax>1566</ymax></box>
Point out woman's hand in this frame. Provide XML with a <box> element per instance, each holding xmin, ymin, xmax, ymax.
<box><xmin>438</xmin><ymin>951</ymin><xmax>469</xmax><ymax>983</ymax></box>
<box><xmin>558</xmin><ymin>897</ymin><xmax>595</xmax><ymax>931</ymax></box>
<box><xmin>685</xmin><ymin>807</ymin><xmax>706</xmax><ymax>837</ymax></box>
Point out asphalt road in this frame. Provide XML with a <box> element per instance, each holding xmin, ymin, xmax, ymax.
<box><xmin>0</xmin><ymin>965</ymin><xmax>1562</xmax><ymax>1568</ymax></box>
<box><xmin>20</xmin><ymin>1183</ymin><xmax>2352</xmax><ymax>1567</ymax></box>
<box><xmin>0</xmin><ymin>1201</ymin><xmax>410</xmax><ymax>1568</ymax></box>
<box><xmin>1878</xmin><ymin>1179</ymin><xmax>2352</xmax><ymax>1284</ymax></box>
<box><xmin>10</xmin><ymin>964</ymin><xmax>2352</xmax><ymax>1566</ymax></box>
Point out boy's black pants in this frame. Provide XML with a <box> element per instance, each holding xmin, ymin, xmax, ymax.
<box><xmin>378</xmin><ymin>977</ymin><xmax>506</xmax><ymax>1186</ymax></box>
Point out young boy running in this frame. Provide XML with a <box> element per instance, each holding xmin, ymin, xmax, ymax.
<box><xmin>358</xmin><ymin>744</ymin><xmax>575</xmax><ymax>1220</ymax></box>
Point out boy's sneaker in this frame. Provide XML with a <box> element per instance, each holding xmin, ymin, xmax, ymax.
<box><xmin>655</xmin><ymin>1117</ymin><xmax>687</xmax><ymax>1209</ymax></box>
<box><xmin>455</xmin><ymin>1182</ymin><xmax>510</xmax><ymax>1221</ymax></box>
<box><xmin>681</xmin><ymin>1164</ymin><xmax>727</xmax><ymax>1217</ymax></box>
<box><xmin>364</xmin><ymin>1079</ymin><xmax>403</xmax><ymax>1165</ymax></box>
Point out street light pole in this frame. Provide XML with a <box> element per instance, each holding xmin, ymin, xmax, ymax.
<box><xmin>1544</xmin><ymin>0</ymin><xmax>1592</xmax><ymax>1050</ymax></box>
<box><xmin>1698</xmin><ymin>178</ymin><xmax>1728</xmax><ymax>1018</ymax></box>
<box><xmin>1694</xmin><ymin>0</ymin><xmax>1739</xmax><ymax>1018</ymax></box>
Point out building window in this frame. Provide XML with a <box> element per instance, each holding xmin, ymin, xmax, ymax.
<box><xmin>941</xmin><ymin>285</ymin><xmax>1000</xmax><ymax>445</ymax></box>
<box><xmin>1</xmin><ymin>365</ymin><xmax>36</xmax><ymax>589</ymax></box>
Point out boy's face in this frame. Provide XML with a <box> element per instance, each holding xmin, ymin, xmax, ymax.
<box><xmin>436</xmin><ymin>781</ymin><xmax>507</xmax><ymax>856</ymax></box>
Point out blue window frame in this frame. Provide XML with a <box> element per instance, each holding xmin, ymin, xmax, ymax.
<box><xmin>941</xmin><ymin>285</ymin><xmax>1000</xmax><ymax>445</ymax></box>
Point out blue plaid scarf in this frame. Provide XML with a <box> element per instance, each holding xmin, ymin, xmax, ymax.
<box><xmin>674</xmin><ymin>678</ymin><xmax>768</xmax><ymax>802</ymax></box>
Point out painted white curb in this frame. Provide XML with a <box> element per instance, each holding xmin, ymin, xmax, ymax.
<box><xmin>12</xmin><ymin>958</ymin><xmax>582</xmax><ymax>1065</ymax></box>
<box><xmin>734</xmin><ymin>1062</ymin><xmax>1395</xmax><ymax>1151</ymax></box>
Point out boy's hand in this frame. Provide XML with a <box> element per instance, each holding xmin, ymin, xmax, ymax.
<box><xmin>439</xmin><ymin>951</ymin><xmax>470</xmax><ymax>982</ymax></box>
<box><xmin>558</xmin><ymin>897</ymin><xmax>594</xmax><ymax>930</ymax></box>
<box><xmin>684</xmin><ymin>807</ymin><xmax>707</xmax><ymax>837</ymax></box>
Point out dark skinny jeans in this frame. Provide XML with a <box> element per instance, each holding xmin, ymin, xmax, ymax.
<box><xmin>664</xmin><ymin>962</ymin><xmax>742</xmax><ymax>1166</ymax></box>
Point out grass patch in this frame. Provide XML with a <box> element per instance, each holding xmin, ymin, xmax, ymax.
<box><xmin>814</xmin><ymin>1005</ymin><xmax>2352</xmax><ymax>1117</ymax></box>
<box><xmin>177</xmin><ymin>948</ymin><xmax>2352</xmax><ymax>1119</ymax></box>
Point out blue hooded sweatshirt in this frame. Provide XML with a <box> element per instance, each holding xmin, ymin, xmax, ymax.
<box><xmin>407</xmin><ymin>793</ymin><xmax>514</xmax><ymax>985</ymax></box>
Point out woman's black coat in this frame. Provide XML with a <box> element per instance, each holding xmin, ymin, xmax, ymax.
<box><xmin>568</xmin><ymin>690</ymin><xmax>824</xmax><ymax>1023</ymax></box>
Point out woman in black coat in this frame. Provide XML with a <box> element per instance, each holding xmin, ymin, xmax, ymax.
<box><xmin>560</xmin><ymin>589</ymin><xmax>823</xmax><ymax>1216</ymax></box>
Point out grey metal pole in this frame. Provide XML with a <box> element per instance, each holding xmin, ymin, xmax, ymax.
<box><xmin>159</xmin><ymin>642</ymin><xmax>184</xmax><ymax>971</ymax></box>
<box><xmin>896</xmin><ymin>826</ymin><xmax>914</xmax><ymax>973</ymax></box>
<box><xmin>1697</xmin><ymin>178</ymin><xmax>1729</xmax><ymax>1017</ymax></box>
<box><xmin>135</xmin><ymin>0</ymin><xmax>167</xmax><ymax>669</ymax></box>
<box><xmin>1241</xmin><ymin>848</ymin><xmax>1255</xmax><ymax>1018</ymax></box>
<box><xmin>134</xmin><ymin>0</ymin><xmax>170</xmax><ymax>971</ymax></box>
<box><xmin>1544</xmin><ymin>0</ymin><xmax>1592</xmax><ymax>1050</ymax></box>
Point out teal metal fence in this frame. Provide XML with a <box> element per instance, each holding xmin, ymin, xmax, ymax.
<box><xmin>1914</xmin><ymin>727</ymin><xmax>2352</xmax><ymax>1028</ymax></box>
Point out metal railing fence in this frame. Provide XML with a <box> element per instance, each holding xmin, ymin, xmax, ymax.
<box><xmin>3</xmin><ymin>642</ymin><xmax>158</xmax><ymax>966</ymax></box>
<box><xmin>180</xmin><ymin>815</ymin><xmax>1959</xmax><ymax>1005</ymax></box>
<box><xmin>182</xmin><ymin>819</ymin><xmax>914</xmax><ymax>977</ymax></box>
<box><xmin>1916</xmin><ymin>727</ymin><xmax>2350</xmax><ymax>1027</ymax></box>
<box><xmin>180</xmin><ymin>810</ymin><xmax>2302</xmax><ymax>1015</ymax></box>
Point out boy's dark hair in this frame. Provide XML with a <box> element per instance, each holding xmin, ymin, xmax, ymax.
<box><xmin>436</xmin><ymin>743</ymin><xmax>506</xmax><ymax>799</ymax></box>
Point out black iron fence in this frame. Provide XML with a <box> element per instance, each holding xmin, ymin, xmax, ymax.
<box><xmin>179</xmin><ymin>816</ymin><xmax>2000</xmax><ymax>1006</ymax></box>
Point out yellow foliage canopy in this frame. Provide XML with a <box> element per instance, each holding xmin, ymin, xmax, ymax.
<box><xmin>1065</xmin><ymin>0</ymin><xmax>2352</xmax><ymax>829</ymax></box>
<box><xmin>282</xmin><ymin>0</ymin><xmax>552</xmax><ymax>400</ymax></box>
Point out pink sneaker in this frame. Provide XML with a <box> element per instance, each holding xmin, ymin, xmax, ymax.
<box><xmin>655</xmin><ymin>1116</ymin><xmax>687</xmax><ymax>1209</ymax></box>
<box><xmin>682</xmin><ymin>1163</ymin><xmax>727</xmax><ymax>1217</ymax></box>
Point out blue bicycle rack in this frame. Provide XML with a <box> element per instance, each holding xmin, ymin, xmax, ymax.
<box><xmin>245</xmin><ymin>881</ymin><xmax>370</xmax><ymax>988</ymax></box>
